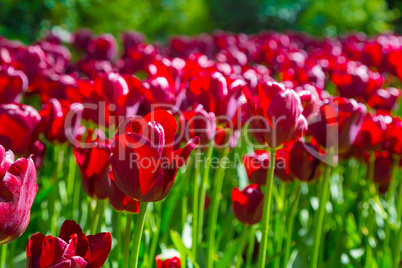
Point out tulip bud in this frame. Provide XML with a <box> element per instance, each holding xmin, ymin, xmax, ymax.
<box><xmin>0</xmin><ymin>65</ymin><xmax>28</xmax><ymax>104</ymax></box>
<box><xmin>231</xmin><ymin>184</ymin><xmax>264</xmax><ymax>225</ymax></box>
<box><xmin>156</xmin><ymin>256</ymin><xmax>181</xmax><ymax>268</ymax></box>
<box><xmin>289</xmin><ymin>140</ymin><xmax>321</xmax><ymax>182</ymax></box>
<box><xmin>354</xmin><ymin>114</ymin><xmax>387</xmax><ymax>151</ymax></box>
<box><xmin>0</xmin><ymin>145</ymin><xmax>38</xmax><ymax>245</ymax></box>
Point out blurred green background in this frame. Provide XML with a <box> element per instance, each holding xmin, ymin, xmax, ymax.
<box><xmin>0</xmin><ymin>0</ymin><xmax>401</xmax><ymax>43</ymax></box>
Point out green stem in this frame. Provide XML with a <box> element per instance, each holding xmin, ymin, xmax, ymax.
<box><xmin>148</xmin><ymin>203</ymin><xmax>162</xmax><ymax>267</ymax></box>
<box><xmin>284</xmin><ymin>182</ymin><xmax>301</xmax><ymax>266</ymax></box>
<box><xmin>123</xmin><ymin>214</ymin><xmax>133</xmax><ymax>268</ymax></box>
<box><xmin>206</xmin><ymin>147</ymin><xmax>230</xmax><ymax>268</ymax></box>
<box><xmin>257</xmin><ymin>148</ymin><xmax>277</xmax><ymax>268</ymax></box>
<box><xmin>130</xmin><ymin>202</ymin><xmax>149</xmax><ymax>268</ymax></box>
<box><xmin>310</xmin><ymin>162</ymin><xmax>332</xmax><ymax>268</ymax></box>
<box><xmin>235</xmin><ymin>226</ymin><xmax>250</xmax><ymax>268</ymax></box>
<box><xmin>0</xmin><ymin>244</ymin><xmax>7</xmax><ymax>267</ymax></box>
<box><xmin>393</xmin><ymin>177</ymin><xmax>402</xmax><ymax>268</ymax></box>
<box><xmin>246</xmin><ymin>227</ymin><xmax>256</xmax><ymax>268</ymax></box>
<box><xmin>274</xmin><ymin>183</ymin><xmax>286</xmax><ymax>268</ymax></box>
<box><xmin>192</xmin><ymin>149</ymin><xmax>201</xmax><ymax>259</ymax></box>
<box><xmin>197</xmin><ymin>143</ymin><xmax>214</xmax><ymax>246</ymax></box>
<box><xmin>365</xmin><ymin>152</ymin><xmax>376</xmax><ymax>268</ymax></box>
<box><xmin>384</xmin><ymin>157</ymin><xmax>400</xmax><ymax>255</ymax></box>
<box><xmin>67</xmin><ymin>149</ymin><xmax>76</xmax><ymax>205</ymax></box>
<box><xmin>91</xmin><ymin>200</ymin><xmax>103</xmax><ymax>234</ymax></box>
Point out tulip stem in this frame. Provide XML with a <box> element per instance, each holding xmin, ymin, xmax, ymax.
<box><xmin>284</xmin><ymin>182</ymin><xmax>301</xmax><ymax>266</ymax></box>
<box><xmin>310</xmin><ymin>160</ymin><xmax>332</xmax><ymax>268</ymax></box>
<box><xmin>274</xmin><ymin>182</ymin><xmax>286</xmax><ymax>268</ymax></box>
<box><xmin>91</xmin><ymin>200</ymin><xmax>103</xmax><ymax>234</ymax></box>
<box><xmin>246</xmin><ymin>227</ymin><xmax>256</xmax><ymax>268</ymax></box>
<box><xmin>130</xmin><ymin>202</ymin><xmax>149</xmax><ymax>268</ymax></box>
<box><xmin>198</xmin><ymin>143</ymin><xmax>214</xmax><ymax>245</ymax></box>
<box><xmin>383</xmin><ymin>157</ymin><xmax>400</xmax><ymax>256</ymax></box>
<box><xmin>123</xmin><ymin>214</ymin><xmax>133</xmax><ymax>268</ymax></box>
<box><xmin>192</xmin><ymin>149</ymin><xmax>201</xmax><ymax>259</ymax></box>
<box><xmin>365</xmin><ymin>151</ymin><xmax>376</xmax><ymax>268</ymax></box>
<box><xmin>257</xmin><ymin>147</ymin><xmax>277</xmax><ymax>268</ymax></box>
<box><xmin>393</xmin><ymin>176</ymin><xmax>402</xmax><ymax>268</ymax></box>
<box><xmin>206</xmin><ymin>147</ymin><xmax>230</xmax><ymax>268</ymax></box>
<box><xmin>0</xmin><ymin>244</ymin><xmax>7</xmax><ymax>267</ymax></box>
<box><xmin>235</xmin><ymin>225</ymin><xmax>250</xmax><ymax>268</ymax></box>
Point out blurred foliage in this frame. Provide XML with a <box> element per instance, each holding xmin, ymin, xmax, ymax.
<box><xmin>0</xmin><ymin>0</ymin><xmax>401</xmax><ymax>43</ymax></box>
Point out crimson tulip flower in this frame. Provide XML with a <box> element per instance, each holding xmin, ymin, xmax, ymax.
<box><xmin>354</xmin><ymin>114</ymin><xmax>387</xmax><ymax>151</ymax></box>
<box><xmin>87</xmin><ymin>34</ymin><xmax>117</xmax><ymax>61</ymax></box>
<box><xmin>309</xmin><ymin>97</ymin><xmax>366</xmax><ymax>154</ymax></box>
<box><xmin>0</xmin><ymin>65</ymin><xmax>28</xmax><ymax>104</ymax></box>
<box><xmin>244</xmin><ymin>81</ymin><xmax>308</xmax><ymax>148</ymax></box>
<box><xmin>108</xmin><ymin>171</ymin><xmax>140</xmax><ymax>213</ymax></box>
<box><xmin>289</xmin><ymin>140</ymin><xmax>321</xmax><ymax>182</ymax></box>
<box><xmin>179</xmin><ymin>105</ymin><xmax>216</xmax><ymax>147</ymax></box>
<box><xmin>0</xmin><ymin>145</ymin><xmax>38</xmax><ymax>245</ymax></box>
<box><xmin>243</xmin><ymin>150</ymin><xmax>270</xmax><ymax>185</ymax></box>
<box><xmin>110</xmin><ymin>110</ymin><xmax>199</xmax><ymax>202</ymax></box>
<box><xmin>156</xmin><ymin>256</ymin><xmax>181</xmax><ymax>268</ymax></box>
<box><xmin>40</xmin><ymin>99</ymin><xmax>84</xmax><ymax>144</ymax></box>
<box><xmin>367</xmin><ymin>88</ymin><xmax>401</xmax><ymax>111</ymax></box>
<box><xmin>71</xmin><ymin>29</ymin><xmax>93</xmax><ymax>52</ymax></box>
<box><xmin>231</xmin><ymin>184</ymin><xmax>264</xmax><ymax>225</ymax></box>
<box><xmin>73</xmin><ymin>136</ymin><xmax>111</xmax><ymax>200</ymax></box>
<box><xmin>27</xmin><ymin>220</ymin><xmax>112</xmax><ymax>268</ymax></box>
<box><xmin>384</xmin><ymin>116</ymin><xmax>402</xmax><ymax>156</ymax></box>
<box><xmin>0</xmin><ymin>103</ymin><xmax>42</xmax><ymax>155</ymax></box>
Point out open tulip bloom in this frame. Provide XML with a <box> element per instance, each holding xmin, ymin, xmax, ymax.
<box><xmin>3</xmin><ymin>29</ymin><xmax>402</xmax><ymax>268</ymax></box>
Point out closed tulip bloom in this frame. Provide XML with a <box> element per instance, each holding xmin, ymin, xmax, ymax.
<box><xmin>354</xmin><ymin>114</ymin><xmax>387</xmax><ymax>151</ymax></box>
<box><xmin>384</xmin><ymin>116</ymin><xmax>402</xmax><ymax>156</ymax></box>
<box><xmin>73</xmin><ymin>138</ymin><xmax>111</xmax><ymax>200</ymax></box>
<box><xmin>243</xmin><ymin>150</ymin><xmax>270</xmax><ymax>185</ymax></box>
<box><xmin>231</xmin><ymin>184</ymin><xmax>264</xmax><ymax>225</ymax></box>
<box><xmin>309</xmin><ymin>97</ymin><xmax>366</xmax><ymax>153</ymax></box>
<box><xmin>87</xmin><ymin>34</ymin><xmax>117</xmax><ymax>61</ymax></box>
<box><xmin>179</xmin><ymin>105</ymin><xmax>216</xmax><ymax>147</ymax></box>
<box><xmin>244</xmin><ymin>81</ymin><xmax>308</xmax><ymax>148</ymax></box>
<box><xmin>27</xmin><ymin>220</ymin><xmax>112</xmax><ymax>268</ymax></box>
<box><xmin>110</xmin><ymin>110</ymin><xmax>199</xmax><ymax>202</ymax></box>
<box><xmin>156</xmin><ymin>256</ymin><xmax>181</xmax><ymax>268</ymax></box>
<box><xmin>71</xmin><ymin>29</ymin><xmax>93</xmax><ymax>52</ymax></box>
<box><xmin>367</xmin><ymin>88</ymin><xmax>401</xmax><ymax>111</ymax></box>
<box><xmin>40</xmin><ymin>99</ymin><xmax>84</xmax><ymax>144</ymax></box>
<box><xmin>0</xmin><ymin>103</ymin><xmax>42</xmax><ymax>155</ymax></box>
<box><xmin>0</xmin><ymin>145</ymin><xmax>38</xmax><ymax>245</ymax></box>
<box><xmin>0</xmin><ymin>65</ymin><xmax>28</xmax><ymax>104</ymax></box>
<box><xmin>108</xmin><ymin>171</ymin><xmax>140</xmax><ymax>213</ymax></box>
<box><xmin>289</xmin><ymin>140</ymin><xmax>321</xmax><ymax>182</ymax></box>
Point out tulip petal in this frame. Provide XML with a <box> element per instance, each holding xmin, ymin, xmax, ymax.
<box><xmin>87</xmin><ymin>233</ymin><xmax>112</xmax><ymax>268</ymax></box>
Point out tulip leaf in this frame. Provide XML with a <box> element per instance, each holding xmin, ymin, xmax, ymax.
<box><xmin>216</xmin><ymin>234</ymin><xmax>242</xmax><ymax>267</ymax></box>
<box><xmin>170</xmin><ymin>230</ymin><xmax>200</xmax><ymax>268</ymax></box>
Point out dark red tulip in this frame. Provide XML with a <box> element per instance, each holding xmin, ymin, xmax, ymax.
<box><xmin>110</xmin><ymin>110</ymin><xmax>200</xmax><ymax>202</ymax></box>
<box><xmin>156</xmin><ymin>256</ymin><xmax>181</xmax><ymax>268</ymax></box>
<box><xmin>179</xmin><ymin>105</ymin><xmax>216</xmax><ymax>147</ymax></box>
<box><xmin>108</xmin><ymin>171</ymin><xmax>140</xmax><ymax>213</ymax></box>
<box><xmin>244</xmin><ymin>81</ymin><xmax>308</xmax><ymax>148</ymax></box>
<box><xmin>87</xmin><ymin>34</ymin><xmax>117</xmax><ymax>61</ymax></box>
<box><xmin>367</xmin><ymin>88</ymin><xmax>401</xmax><ymax>111</ymax></box>
<box><xmin>289</xmin><ymin>140</ymin><xmax>321</xmax><ymax>182</ymax></box>
<box><xmin>73</xmin><ymin>138</ymin><xmax>111</xmax><ymax>200</ymax></box>
<box><xmin>0</xmin><ymin>65</ymin><xmax>28</xmax><ymax>104</ymax></box>
<box><xmin>243</xmin><ymin>150</ymin><xmax>270</xmax><ymax>185</ymax></box>
<box><xmin>40</xmin><ymin>99</ymin><xmax>84</xmax><ymax>144</ymax></box>
<box><xmin>384</xmin><ymin>116</ymin><xmax>402</xmax><ymax>156</ymax></box>
<box><xmin>71</xmin><ymin>29</ymin><xmax>93</xmax><ymax>52</ymax></box>
<box><xmin>27</xmin><ymin>220</ymin><xmax>112</xmax><ymax>268</ymax></box>
<box><xmin>275</xmin><ymin>145</ymin><xmax>295</xmax><ymax>182</ymax></box>
<box><xmin>231</xmin><ymin>184</ymin><xmax>264</xmax><ymax>225</ymax></box>
<box><xmin>32</xmin><ymin>140</ymin><xmax>46</xmax><ymax>169</ymax></box>
<box><xmin>0</xmin><ymin>103</ymin><xmax>42</xmax><ymax>155</ymax></box>
<box><xmin>309</xmin><ymin>97</ymin><xmax>366</xmax><ymax>153</ymax></box>
<box><xmin>295</xmin><ymin>84</ymin><xmax>320</xmax><ymax>122</ymax></box>
<box><xmin>354</xmin><ymin>114</ymin><xmax>387</xmax><ymax>151</ymax></box>
<box><xmin>0</xmin><ymin>145</ymin><xmax>38</xmax><ymax>244</ymax></box>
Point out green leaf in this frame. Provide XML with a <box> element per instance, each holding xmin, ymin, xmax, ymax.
<box><xmin>170</xmin><ymin>230</ymin><xmax>200</xmax><ymax>268</ymax></box>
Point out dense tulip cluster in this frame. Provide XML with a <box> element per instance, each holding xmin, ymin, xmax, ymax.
<box><xmin>1</xmin><ymin>29</ymin><xmax>402</xmax><ymax>268</ymax></box>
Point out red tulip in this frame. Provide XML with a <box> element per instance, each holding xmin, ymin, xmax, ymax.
<box><xmin>179</xmin><ymin>105</ymin><xmax>216</xmax><ymax>147</ymax></box>
<box><xmin>367</xmin><ymin>88</ymin><xmax>401</xmax><ymax>111</ymax></box>
<box><xmin>0</xmin><ymin>103</ymin><xmax>42</xmax><ymax>155</ymax></box>
<box><xmin>27</xmin><ymin>220</ymin><xmax>112</xmax><ymax>268</ymax></box>
<box><xmin>87</xmin><ymin>34</ymin><xmax>117</xmax><ymax>61</ymax></box>
<box><xmin>110</xmin><ymin>110</ymin><xmax>199</xmax><ymax>202</ymax></box>
<box><xmin>384</xmin><ymin>116</ymin><xmax>402</xmax><ymax>156</ymax></box>
<box><xmin>354</xmin><ymin>114</ymin><xmax>387</xmax><ymax>151</ymax></box>
<box><xmin>108</xmin><ymin>171</ymin><xmax>140</xmax><ymax>213</ymax></box>
<box><xmin>244</xmin><ymin>81</ymin><xmax>308</xmax><ymax>148</ymax></box>
<box><xmin>0</xmin><ymin>145</ymin><xmax>38</xmax><ymax>244</ymax></box>
<box><xmin>309</xmin><ymin>97</ymin><xmax>366</xmax><ymax>154</ymax></box>
<box><xmin>231</xmin><ymin>184</ymin><xmax>264</xmax><ymax>225</ymax></box>
<box><xmin>40</xmin><ymin>99</ymin><xmax>84</xmax><ymax>144</ymax></box>
<box><xmin>71</xmin><ymin>29</ymin><xmax>93</xmax><ymax>52</ymax></box>
<box><xmin>289</xmin><ymin>140</ymin><xmax>321</xmax><ymax>182</ymax></box>
<box><xmin>73</xmin><ymin>138</ymin><xmax>111</xmax><ymax>200</ymax></box>
<box><xmin>0</xmin><ymin>65</ymin><xmax>28</xmax><ymax>104</ymax></box>
<box><xmin>243</xmin><ymin>150</ymin><xmax>270</xmax><ymax>185</ymax></box>
<box><xmin>156</xmin><ymin>256</ymin><xmax>181</xmax><ymax>268</ymax></box>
